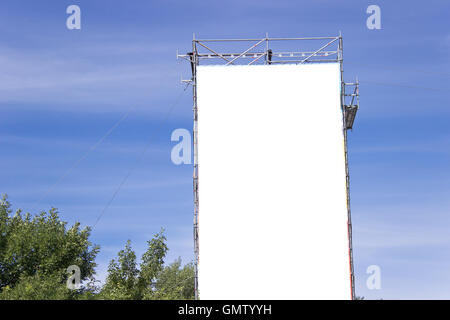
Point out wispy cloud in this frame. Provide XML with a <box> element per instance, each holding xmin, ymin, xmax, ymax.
<box><xmin>352</xmin><ymin>135</ymin><xmax>450</xmax><ymax>154</ymax></box>
<box><xmin>0</xmin><ymin>42</ymin><xmax>184</xmax><ymax>112</ymax></box>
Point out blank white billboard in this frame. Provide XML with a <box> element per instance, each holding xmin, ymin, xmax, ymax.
<box><xmin>197</xmin><ymin>63</ymin><xmax>352</xmax><ymax>300</ymax></box>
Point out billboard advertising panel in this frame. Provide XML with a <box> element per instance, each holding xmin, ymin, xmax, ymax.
<box><xmin>197</xmin><ymin>63</ymin><xmax>351</xmax><ymax>299</ymax></box>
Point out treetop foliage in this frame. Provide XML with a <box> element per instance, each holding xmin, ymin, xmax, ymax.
<box><xmin>0</xmin><ymin>194</ymin><xmax>194</xmax><ymax>300</ymax></box>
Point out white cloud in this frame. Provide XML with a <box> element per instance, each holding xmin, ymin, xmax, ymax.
<box><xmin>0</xmin><ymin>42</ymin><xmax>186</xmax><ymax>113</ymax></box>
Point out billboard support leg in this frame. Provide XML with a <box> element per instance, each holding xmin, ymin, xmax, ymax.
<box><xmin>191</xmin><ymin>35</ymin><xmax>200</xmax><ymax>301</ymax></box>
<box><xmin>339</xmin><ymin>33</ymin><xmax>356</xmax><ymax>300</ymax></box>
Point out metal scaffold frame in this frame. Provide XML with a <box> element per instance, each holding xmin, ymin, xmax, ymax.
<box><xmin>178</xmin><ymin>34</ymin><xmax>359</xmax><ymax>300</ymax></box>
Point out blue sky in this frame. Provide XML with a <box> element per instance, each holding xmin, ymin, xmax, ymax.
<box><xmin>0</xmin><ymin>0</ymin><xmax>449</xmax><ymax>299</ymax></box>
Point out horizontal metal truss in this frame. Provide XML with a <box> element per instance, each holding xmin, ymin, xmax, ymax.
<box><xmin>177</xmin><ymin>34</ymin><xmax>342</xmax><ymax>65</ymax></box>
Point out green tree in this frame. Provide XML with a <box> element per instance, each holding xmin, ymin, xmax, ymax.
<box><xmin>0</xmin><ymin>194</ymin><xmax>99</xmax><ymax>299</ymax></box>
<box><xmin>100</xmin><ymin>230</ymin><xmax>194</xmax><ymax>300</ymax></box>
<box><xmin>99</xmin><ymin>240</ymin><xmax>141</xmax><ymax>299</ymax></box>
<box><xmin>0</xmin><ymin>272</ymin><xmax>72</xmax><ymax>300</ymax></box>
<box><xmin>0</xmin><ymin>194</ymin><xmax>193</xmax><ymax>300</ymax></box>
<box><xmin>148</xmin><ymin>259</ymin><xmax>194</xmax><ymax>300</ymax></box>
